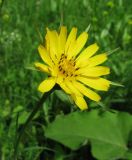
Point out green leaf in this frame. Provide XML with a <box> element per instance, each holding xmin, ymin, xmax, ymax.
<box><xmin>45</xmin><ymin>110</ymin><xmax>132</xmax><ymax>159</ymax></box>
<box><xmin>124</xmin><ymin>150</ymin><xmax>132</xmax><ymax>160</ymax></box>
<box><xmin>50</xmin><ymin>0</ymin><xmax>57</xmax><ymax>12</ymax></box>
<box><xmin>55</xmin><ymin>90</ymin><xmax>72</xmax><ymax>105</ymax></box>
<box><xmin>110</xmin><ymin>81</ymin><xmax>124</xmax><ymax>87</ymax></box>
<box><xmin>18</xmin><ymin>111</ymin><xmax>30</xmax><ymax>124</ymax></box>
<box><xmin>13</xmin><ymin>105</ymin><xmax>23</xmax><ymax>113</ymax></box>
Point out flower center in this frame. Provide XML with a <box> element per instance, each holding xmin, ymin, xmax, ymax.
<box><xmin>58</xmin><ymin>54</ymin><xmax>77</xmax><ymax>77</ymax></box>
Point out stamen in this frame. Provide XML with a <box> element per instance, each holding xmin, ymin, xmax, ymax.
<box><xmin>61</xmin><ymin>54</ymin><xmax>65</xmax><ymax>58</ymax></box>
<box><xmin>55</xmin><ymin>54</ymin><xmax>57</xmax><ymax>59</ymax></box>
<box><xmin>59</xmin><ymin>65</ymin><xmax>62</xmax><ymax>71</ymax></box>
<box><xmin>63</xmin><ymin>70</ymin><xmax>66</xmax><ymax>74</ymax></box>
<box><xmin>58</xmin><ymin>54</ymin><xmax>77</xmax><ymax>78</ymax></box>
<box><xmin>73</xmin><ymin>62</ymin><xmax>76</xmax><ymax>66</ymax></box>
<box><xmin>51</xmin><ymin>59</ymin><xmax>55</xmax><ymax>64</ymax></box>
<box><xmin>66</xmin><ymin>73</ymin><xmax>68</xmax><ymax>77</ymax></box>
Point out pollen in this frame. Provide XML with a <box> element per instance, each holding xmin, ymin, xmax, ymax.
<box><xmin>58</xmin><ymin>54</ymin><xmax>76</xmax><ymax>77</ymax></box>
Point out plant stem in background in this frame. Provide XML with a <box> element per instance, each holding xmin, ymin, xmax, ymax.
<box><xmin>14</xmin><ymin>88</ymin><xmax>55</xmax><ymax>160</ymax></box>
<box><xmin>0</xmin><ymin>0</ymin><xmax>5</xmax><ymax>15</ymax></box>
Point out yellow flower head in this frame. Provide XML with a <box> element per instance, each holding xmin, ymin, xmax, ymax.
<box><xmin>35</xmin><ymin>26</ymin><xmax>111</xmax><ymax>110</ymax></box>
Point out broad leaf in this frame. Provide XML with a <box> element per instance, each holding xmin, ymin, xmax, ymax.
<box><xmin>45</xmin><ymin>110</ymin><xmax>132</xmax><ymax>159</ymax></box>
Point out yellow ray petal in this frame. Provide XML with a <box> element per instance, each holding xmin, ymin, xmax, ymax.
<box><xmin>38</xmin><ymin>45</ymin><xmax>53</xmax><ymax>67</ymax></box>
<box><xmin>73</xmin><ymin>81</ymin><xmax>101</xmax><ymax>102</ymax></box>
<box><xmin>34</xmin><ymin>62</ymin><xmax>50</xmax><ymax>73</ymax></box>
<box><xmin>68</xmin><ymin>32</ymin><xmax>88</xmax><ymax>59</ymax></box>
<box><xmin>67</xmin><ymin>40</ymin><xmax>76</xmax><ymax>59</ymax></box>
<box><xmin>76</xmin><ymin>66</ymin><xmax>110</xmax><ymax>77</ymax></box>
<box><xmin>47</xmin><ymin>29</ymin><xmax>59</xmax><ymax>62</ymax></box>
<box><xmin>38</xmin><ymin>77</ymin><xmax>56</xmax><ymax>93</ymax></box>
<box><xmin>76</xmin><ymin>43</ymin><xmax>99</xmax><ymax>67</ymax></box>
<box><xmin>65</xmin><ymin>27</ymin><xmax>77</xmax><ymax>54</ymax></box>
<box><xmin>45</xmin><ymin>33</ymin><xmax>50</xmax><ymax>52</ymax></box>
<box><xmin>86</xmin><ymin>53</ymin><xmax>108</xmax><ymax>67</ymax></box>
<box><xmin>50</xmin><ymin>65</ymin><xmax>58</xmax><ymax>77</ymax></box>
<box><xmin>59</xmin><ymin>26</ymin><xmax>67</xmax><ymax>56</ymax></box>
<box><xmin>59</xmin><ymin>82</ymin><xmax>72</xmax><ymax>94</ymax></box>
<box><xmin>77</xmin><ymin>53</ymin><xmax>107</xmax><ymax>68</ymax></box>
<box><xmin>76</xmin><ymin>76</ymin><xmax>110</xmax><ymax>91</ymax></box>
<box><xmin>71</xmin><ymin>94</ymin><xmax>88</xmax><ymax>110</ymax></box>
<box><xmin>65</xmin><ymin>80</ymin><xmax>82</xmax><ymax>96</ymax></box>
<box><xmin>56</xmin><ymin>77</ymin><xmax>71</xmax><ymax>94</ymax></box>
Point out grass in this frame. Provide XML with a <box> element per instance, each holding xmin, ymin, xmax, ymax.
<box><xmin>0</xmin><ymin>0</ymin><xmax>132</xmax><ymax>159</ymax></box>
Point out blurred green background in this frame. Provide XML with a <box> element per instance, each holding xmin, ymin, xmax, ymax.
<box><xmin>0</xmin><ymin>0</ymin><xmax>132</xmax><ymax>159</ymax></box>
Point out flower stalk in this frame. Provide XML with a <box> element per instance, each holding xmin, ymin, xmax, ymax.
<box><xmin>14</xmin><ymin>88</ymin><xmax>55</xmax><ymax>160</ymax></box>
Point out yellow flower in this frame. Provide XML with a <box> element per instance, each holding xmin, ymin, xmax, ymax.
<box><xmin>35</xmin><ymin>26</ymin><xmax>111</xmax><ymax>110</ymax></box>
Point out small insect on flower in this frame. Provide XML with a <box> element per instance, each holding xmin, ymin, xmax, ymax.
<box><xmin>35</xmin><ymin>26</ymin><xmax>111</xmax><ymax>110</ymax></box>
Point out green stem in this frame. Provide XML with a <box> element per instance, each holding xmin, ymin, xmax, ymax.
<box><xmin>0</xmin><ymin>0</ymin><xmax>5</xmax><ymax>15</ymax></box>
<box><xmin>14</xmin><ymin>88</ymin><xmax>54</xmax><ymax>160</ymax></box>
